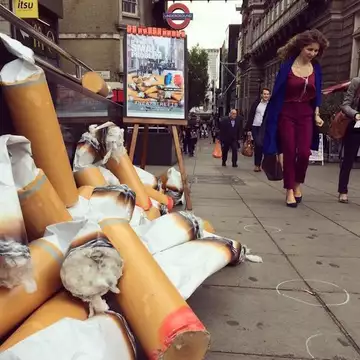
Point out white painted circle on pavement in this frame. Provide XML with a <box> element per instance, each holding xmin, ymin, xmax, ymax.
<box><xmin>306</xmin><ymin>332</ymin><xmax>353</xmax><ymax>359</ymax></box>
<box><xmin>276</xmin><ymin>279</ymin><xmax>350</xmax><ymax>307</ymax></box>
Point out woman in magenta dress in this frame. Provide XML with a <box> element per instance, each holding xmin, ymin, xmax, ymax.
<box><xmin>262</xmin><ymin>30</ymin><xmax>329</xmax><ymax>207</ymax></box>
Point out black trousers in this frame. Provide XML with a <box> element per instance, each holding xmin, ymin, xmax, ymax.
<box><xmin>183</xmin><ymin>138</ymin><xmax>188</xmax><ymax>153</ymax></box>
<box><xmin>252</xmin><ymin>126</ymin><xmax>263</xmax><ymax>167</ymax></box>
<box><xmin>188</xmin><ymin>138</ymin><xmax>197</xmax><ymax>156</ymax></box>
<box><xmin>222</xmin><ymin>140</ymin><xmax>238</xmax><ymax>165</ymax></box>
<box><xmin>338</xmin><ymin>129</ymin><xmax>360</xmax><ymax>194</ymax></box>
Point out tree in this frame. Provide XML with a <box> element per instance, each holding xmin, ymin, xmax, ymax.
<box><xmin>187</xmin><ymin>45</ymin><xmax>209</xmax><ymax>111</ymax></box>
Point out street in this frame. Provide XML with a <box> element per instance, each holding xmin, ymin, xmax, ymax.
<box><xmin>149</xmin><ymin>139</ymin><xmax>360</xmax><ymax>360</ymax></box>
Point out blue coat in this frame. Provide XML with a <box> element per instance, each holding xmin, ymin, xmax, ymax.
<box><xmin>262</xmin><ymin>58</ymin><xmax>323</xmax><ymax>155</ymax></box>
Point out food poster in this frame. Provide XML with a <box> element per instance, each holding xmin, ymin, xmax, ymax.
<box><xmin>126</xmin><ymin>34</ymin><xmax>186</xmax><ymax>119</ymax></box>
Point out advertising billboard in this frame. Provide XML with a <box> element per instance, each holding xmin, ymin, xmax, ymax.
<box><xmin>125</xmin><ymin>31</ymin><xmax>186</xmax><ymax>120</ymax></box>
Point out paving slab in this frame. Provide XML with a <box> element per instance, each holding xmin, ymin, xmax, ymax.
<box><xmin>258</xmin><ymin>217</ymin><xmax>350</xmax><ymax>235</ymax></box>
<box><xmin>206</xmin><ymin>354</ymin><xmax>309</xmax><ymax>360</ymax></box>
<box><xmin>168</xmin><ymin>141</ymin><xmax>360</xmax><ymax>359</ymax></box>
<box><xmin>192</xmin><ymin>205</ymin><xmax>254</xmax><ymax>219</ymax></box>
<box><xmin>190</xmin><ymin>185</ymin><xmax>240</xmax><ymax>199</ymax></box>
<box><xmin>271</xmin><ymin>233</ymin><xmax>360</xmax><ymax>258</ymax></box>
<box><xmin>249</xmin><ymin>205</ymin><xmax>323</xmax><ymax>219</ymax></box>
<box><xmin>327</xmin><ymin>294</ymin><xmax>360</xmax><ymax>346</ymax></box>
<box><xmin>201</xmin><ymin>217</ymin><xmax>261</xmax><ymax>232</ymax></box>
<box><xmin>190</xmin><ymin>197</ymin><xmax>246</xmax><ymax>207</ymax></box>
<box><xmin>336</xmin><ymin>221</ymin><xmax>360</xmax><ymax>236</ymax></box>
<box><xmin>288</xmin><ymin>256</ymin><xmax>360</xmax><ymax>294</ymax></box>
<box><xmin>211</xmin><ymin>230</ymin><xmax>281</xmax><ymax>255</ymax></box>
<box><xmin>203</xmin><ymin>254</ymin><xmax>303</xmax><ymax>290</ymax></box>
<box><xmin>188</xmin><ymin>286</ymin><xmax>357</xmax><ymax>359</ymax></box>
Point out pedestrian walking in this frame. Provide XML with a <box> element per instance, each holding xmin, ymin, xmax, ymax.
<box><xmin>262</xmin><ymin>29</ymin><xmax>328</xmax><ymax>207</ymax></box>
<box><xmin>188</xmin><ymin>127</ymin><xmax>198</xmax><ymax>157</ymax></box>
<box><xmin>219</xmin><ymin>109</ymin><xmax>242</xmax><ymax>168</ymax></box>
<box><xmin>245</xmin><ymin>88</ymin><xmax>271</xmax><ymax>172</ymax></box>
<box><xmin>211</xmin><ymin>126</ymin><xmax>217</xmax><ymax>144</ymax></box>
<box><xmin>338</xmin><ymin>76</ymin><xmax>360</xmax><ymax>203</ymax></box>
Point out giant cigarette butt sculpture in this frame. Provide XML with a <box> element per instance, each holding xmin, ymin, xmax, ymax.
<box><xmin>144</xmin><ymin>184</ymin><xmax>174</xmax><ymax>210</ymax></box>
<box><xmin>18</xmin><ymin>170</ymin><xmax>72</xmax><ymax>241</ymax></box>
<box><xmin>82</xmin><ymin>71</ymin><xmax>110</xmax><ymax>97</ymax></box>
<box><xmin>100</xmin><ymin>219</ymin><xmax>210</xmax><ymax>360</ymax></box>
<box><xmin>0</xmin><ymin>221</ymin><xmax>84</xmax><ymax>338</ymax></box>
<box><xmin>102</xmin><ymin>125</ymin><xmax>152</xmax><ymax>211</ymax></box>
<box><xmin>0</xmin><ymin>58</ymin><xmax>78</xmax><ymax>207</ymax></box>
<box><xmin>0</xmin><ymin>291</ymin><xmax>88</xmax><ymax>351</ymax></box>
<box><xmin>1</xmin><ymin>293</ymin><xmax>136</xmax><ymax>360</ymax></box>
<box><xmin>74</xmin><ymin>166</ymin><xmax>108</xmax><ymax>188</ymax></box>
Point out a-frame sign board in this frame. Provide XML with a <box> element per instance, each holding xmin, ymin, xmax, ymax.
<box><xmin>123</xmin><ymin>25</ymin><xmax>192</xmax><ymax>210</ymax></box>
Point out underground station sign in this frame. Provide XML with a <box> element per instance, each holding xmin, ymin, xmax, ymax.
<box><xmin>163</xmin><ymin>3</ymin><xmax>193</xmax><ymax>30</ymax></box>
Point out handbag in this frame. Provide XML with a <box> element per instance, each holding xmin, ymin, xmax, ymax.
<box><xmin>328</xmin><ymin>111</ymin><xmax>351</xmax><ymax>140</ymax></box>
<box><xmin>262</xmin><ymin>154</ymin><xmax>283</xmax><ymax>181</ymax></box>
<box><xmin>241</xmin><ymin>136</ymin><xmax>254</xmax><ymax>157</ymax></box>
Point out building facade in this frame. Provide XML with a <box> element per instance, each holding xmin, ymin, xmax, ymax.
<box><xmin>1</xmin><ymin>0</ymin><xmax>63</xmax><ymax>66</ymax></box>
<box><xmin>218</xmin><ymin>24</ymin><xmax>240</xmax><ymax>116</ymax></box>
<box><xmin>205</xmin><ymin>48</ymin><xmax>220</xmax><ymax>112</ymax></box>
<box><xmin>237</xmin><ymin>0</ymin><xmax>360</xmax><ymax>121</ymax></box>
<box><xmin>59</xmin><ymin>0</ymin><xmax>167</xmax><ymax>90</ymax></box>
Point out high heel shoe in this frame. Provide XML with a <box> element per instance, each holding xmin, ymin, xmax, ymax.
<box><xmin>295</xmin><ymin>195</ymin><xmax>302</xmax><ymax>204</ymax></box>
<box><xmin>286</xmin><ymin>189</ymin><xmax>297</xmax><ymax>208</ymax></box>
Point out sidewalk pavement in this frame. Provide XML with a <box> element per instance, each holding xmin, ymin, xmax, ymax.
<box><xmin>148</xmin><ymin>139</ymin><xmax>360</xmax><ymax>360</ymax></box>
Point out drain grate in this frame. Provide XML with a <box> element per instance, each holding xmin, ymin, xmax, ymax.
<box><xmin>188</xmin><ymin>175</ymin><xmax>245</xmax><ymax>185</ymax></box>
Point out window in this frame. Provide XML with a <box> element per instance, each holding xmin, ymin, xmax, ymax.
<box><xmin>122</xmin><ymin>0</ymin><xmax>137</xmax><ymax>15</ymax></box>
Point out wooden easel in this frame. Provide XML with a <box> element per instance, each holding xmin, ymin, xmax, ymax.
<box><xmin>124</xmin><ymin>117</ymin><xmax>192</xmax><ymax>211</ymax></box>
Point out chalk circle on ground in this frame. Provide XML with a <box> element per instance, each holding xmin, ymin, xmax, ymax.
<box><xmin>276</xmin><ymin>279</ymin><xmax>350</xmax><ymax>307</ymax></box>
<box><xmin>244</xmin><ymin>224</ymin><xmax>282</xmax><ymax>233</ymax></box>
<box><xmin>306</xmin><ymin>332</ymin><xmax>354</xmax><ymax>359</ymax></box>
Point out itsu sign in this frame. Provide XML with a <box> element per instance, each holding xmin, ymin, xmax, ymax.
<box><xmin>13</xmin><ymin>0</ymin><xmax>39</xmax><ymax>19</ymax></box>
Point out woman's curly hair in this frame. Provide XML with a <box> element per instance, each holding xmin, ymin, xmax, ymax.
<box><xmin>277</xmin><ymin>29</ymin><xmax>329</xmax><ymax>61</ymax></box>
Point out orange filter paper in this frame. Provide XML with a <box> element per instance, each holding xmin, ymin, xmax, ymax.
<box><xmin>100</xmin><ymin>219</ymin><xmax>210</xmax><ymax>360</ymax></box>
<box><xmin>0</xmin><ymin>220</ymin><xmax>85</xmax><ymax>339</ymax></box>
<box><xmin>82</xmin><ymin>71</ymin><xmax>110</xmax><ymax>97</ymax></box>
<box><xmin>203</xmin><ymin>219</ymin><xmax>215</xmax><ymax>233</ymax></box>
<box><xmin>1</xmin><ymin>62</ymin><xmax>78</xmax><ymax>207</ymax></box>
<box><xmin>0</xmin><ymin>291</ymin><xmax>87</xmax><ymax>350</ymax></box>
<box><xmin>18</xmin><ymin>170</ymin><xmax>72</xmax><ymax>241</ymax></box>
<box><xmin>106</xmin><ymin>155</ymin><xmax>152</xmax><ymax>211</ymax></box>
<box><xmin>74</xmin><ymin>166</ymin><xmax>107</xmax><ymax>187</ymax></box>
<box><xmin>0</xmin><ymin>238</ymin><xmax>63</xmax><ymax>338</ymax></box>
<box><xmin>145</xmin><ymin>205</ymin><xmax>161</xmax><ymax>221</ymax></box>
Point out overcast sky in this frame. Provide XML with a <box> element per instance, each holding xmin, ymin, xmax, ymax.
<box><xmin>168</xmin><ymin>1</ymin><xmax>242</xmax><ymax>49</ymax></box>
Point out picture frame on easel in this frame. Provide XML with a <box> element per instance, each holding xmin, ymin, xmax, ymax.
<box><xmin>122</xmin><ymin>25</ymin><xmax>192</xmax><ymax>210</ymax></box>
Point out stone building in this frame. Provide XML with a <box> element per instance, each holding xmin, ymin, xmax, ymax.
<box><xmin>205</xmin><ymin>48</ymin><xmax>220</xmax><ymax>112</ymax></box>
<box><xmin>237</xmin><ymin>0</ymin><xmax>360</xmax><ymax>120</ymax></box>
<box><xmin>59</xmin><ymin>0</ymin><xmax>168</xmax><ymax>90</ymax></box>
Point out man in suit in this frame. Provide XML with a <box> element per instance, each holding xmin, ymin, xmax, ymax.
<box><xmin>219</xmin><ymin>109</ymin><xmax>242</xmax><ymax>167</ymax></box>
<box><xmin>245</xmin><ymin>88</ymin><xmax>271</xmax><ymax>172</ymax></box>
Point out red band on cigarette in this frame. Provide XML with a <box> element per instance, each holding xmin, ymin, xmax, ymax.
<box><xmin>167</xmin><ymin>196</ymin><xmax>174</xmax><ymax>211</ymax></box>
<box><xmin>158</xmin><ymin>306</ymin><xmax>205</xmax><ymax>350</ymax></box>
